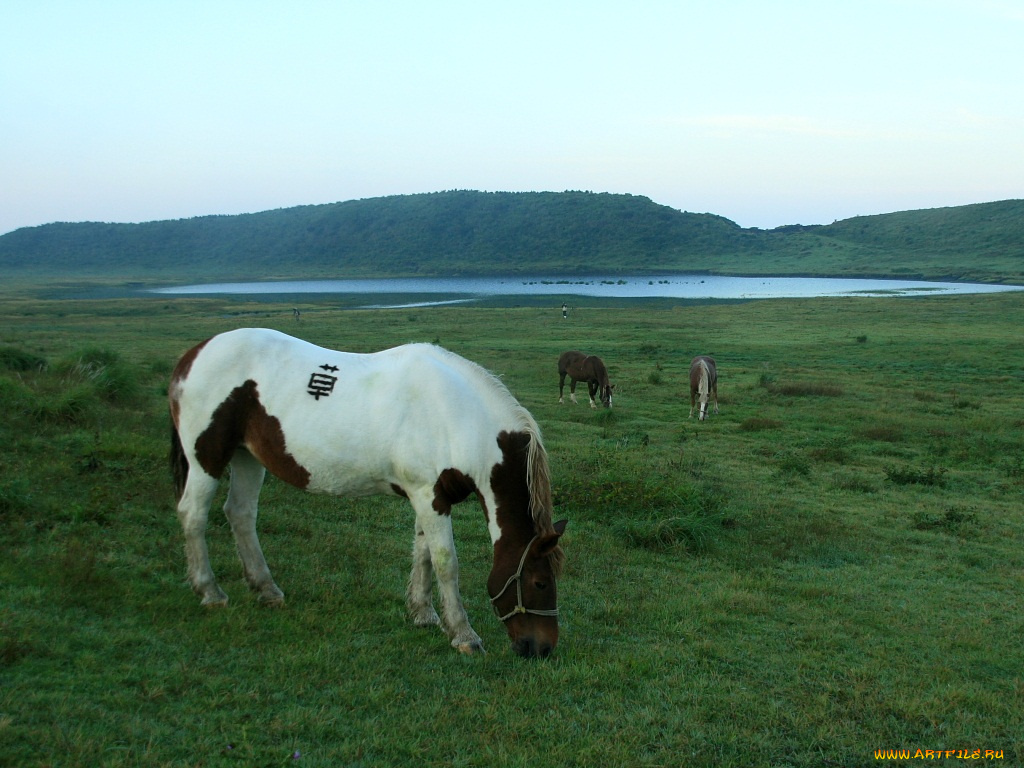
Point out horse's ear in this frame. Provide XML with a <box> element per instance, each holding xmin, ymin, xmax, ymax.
<box><xmin>533</xmin><ymin>520</ymin><xmax>567</xmax><ymax>558</ymax></box>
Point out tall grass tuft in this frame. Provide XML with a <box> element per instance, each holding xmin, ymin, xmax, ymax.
<box><xmin>612</xmin><ymin>485</ymin><xmax>726</xmax><ymax>554</ymax></box>
<box><xmin>54</xmin><ymin>347</ymin><xmax>141</xmax><ymax>403</ymax></box>
<box><xmin>0</xmin><ymin>478</ymin><xmax>34</xmax><ymax>518</ymax></box>
<box><xmin>30</xmin><ymin>384</ymin><xmax>95</xmax><ymax>424</ymax></box>
<box><xmin>0</xmin><ymin>346</ymin><xmax>46</xmax><ymax>372</ymax></box>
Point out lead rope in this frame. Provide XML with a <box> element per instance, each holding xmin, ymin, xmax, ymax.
<box><xmin>490</xmin><ymin>535</ymin><xmax>560</xmax><ymax>622</ymax></box>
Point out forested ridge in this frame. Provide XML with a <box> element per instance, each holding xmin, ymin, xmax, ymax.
<box><xmin>2</xmin><ymin>191</ymin><xmax>1022</xmax><ymax>283</ymax></box>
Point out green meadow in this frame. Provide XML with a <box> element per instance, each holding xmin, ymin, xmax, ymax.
<box><xmin>1</xmin><ymin>286</ymin><xmax>1022</xmax><ymax>767</ymax></box>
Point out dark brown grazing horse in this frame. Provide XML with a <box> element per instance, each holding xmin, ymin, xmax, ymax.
<box><xmin>558</xmin><ymin>350</ymin><xmax>613</xmax><ymax>409</ymax></box>
<box><xmin>689</xmin><ymin>355</ymin><xmax>719</xmax><ymax>420</ymax></box>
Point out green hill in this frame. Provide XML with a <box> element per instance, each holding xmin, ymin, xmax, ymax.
<box><xmin>1</xmin><ymin>191</ymin><xmax>1022</xmax><ymax>283</ymax></box>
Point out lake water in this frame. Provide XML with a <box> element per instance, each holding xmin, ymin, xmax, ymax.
<box><xmin>150</xmin><ymin>275</ymin><xmax>1024</xmax><ymax>307</ymax></box>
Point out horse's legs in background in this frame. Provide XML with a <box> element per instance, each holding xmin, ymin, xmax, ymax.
<box><xmin>569</xmin><ymin>379</ymin><xmax>579</xmax><ymax>405</ymax></box>
<box><xmin>177</xmin><ymin>469</ymin><xmax>228</xmax><ymax>606</ymax></box>
<box><xmin>688</xmin><ymin>388</ymin><xmax>696</xmax><ymax>418</ymax></box>
<box><xmin>558</xmin><ymin>371</ymin><xmax>567</xmax><ymax>404</ymax></box>
<box><xmin>407</xmin><ymin>519</ymin><xmax>441</xmax><ymax>627</ymax></box>
<box><xmin>406</xmin><ymin>489</ymin><xmax>484</xmax><ymax>654</ymax></box>
<box><xmin>224</xmin><ymin>450</ymin><xmax>284</xmax><ymax>605</ymax></box>
<box><xmin>587</xmin><ymin>381</ymin><xmax>598</xmax><ymax>409</ymax></box>
<box><xmin>711</xmin><ymin>380</ymin><xmax>719</xmax><ymax>416</ymax></box>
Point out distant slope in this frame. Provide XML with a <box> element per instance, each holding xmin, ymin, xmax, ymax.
<box><xmin>1</xmin><ymin>191</ymin><xmax>1022</xmax><ymax>283</ymax></box>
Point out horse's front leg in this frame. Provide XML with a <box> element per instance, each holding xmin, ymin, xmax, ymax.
<box><xmin>587</xmin><ymin>381</ymin><xmax>598</xmax><ymax>409</ymax></box>
<box><xmin>409</xmin><ymin>494</ymin><xmax>484</xmax><ymax>654</ymax></box>
<box><xmin>569</xmin><ymin>380</ymin><xmax>578</xmax><ymax>405</ymax></box>
<box><xmin>558</xmin><ymin>373</ymin><xmax>567</xmax><ymax>404</ymax></box>
<box><xmin>688</xmin><ymin>391</ymin><xmax>696</xmax><ymax>418</ymax></box>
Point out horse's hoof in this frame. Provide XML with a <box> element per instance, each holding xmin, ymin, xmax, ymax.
<box><xmin>256</xmin><ymin>584</ymin><xmax>285</xmax><ymax>606</ymax></box>
<box><xmin>198</xmin><ymin>584</ymin><xmax>229</xmax><ymax>607</ymax></box>
<box><xmin>456</xmin><ymin>641</ymin><xmax>486</xmax><ymax>655</ymax></box>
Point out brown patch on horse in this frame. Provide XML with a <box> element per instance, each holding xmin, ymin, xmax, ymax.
<box><xmin>487</xmin><ymin>430</ymin><xmax>565</xmax><ymax>656</ymax></box>
<box><xmin>390</xmin><ymin>483</ymin><xmax>408</xmax><ymax>498</ymax></box>
<box><xmin>432</xmin><ymin>468</ymin><xmax>478</xmax><ymax>515</ymax></box>
<box><xmin>169</xmin><ymin>338</ymin><xmax>211</xmax><ymax>426</ymax></box>
<box><xmin>490</xmin><ymin>431</ymin><xmax>563</xmax><ymax>573</ymax></box>
<box><xmin>490</xmin><ymin>431</ymin><xmax>534</xmax><ymax>535</ymax></box>
<box><xmin>194</xmin><ymin>379</ymin><xmax>311</xmax><ymax>489</ymax></box>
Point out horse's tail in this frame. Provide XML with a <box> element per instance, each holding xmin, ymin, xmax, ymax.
<box><xmin>170</xmin><ymin>420</ymin><xmax>189</xmax><ymax>501</ymax></box>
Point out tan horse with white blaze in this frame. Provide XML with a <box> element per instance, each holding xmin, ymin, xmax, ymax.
<box><xmin>689</xmin><ymin>355</ymin><xmax>719</xmax><ymax>420</ymax></box>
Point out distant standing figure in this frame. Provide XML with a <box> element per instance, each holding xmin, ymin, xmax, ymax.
<box><xmin>689</xmin><ymin>356</ymin><xmax>719</xmax><ymax>421</ymax></box>
<box><xmin>293</xmin><ymin>308</ymin><xmax>301</xmax><ymax>321</ymax></box>
<box><xmin>558</xmin><ymin>350</ymin><xmax>614</xmax><ymax>408</ymax></box>
<box><xmin>561</xmin><ymin>303</ymin><xmax>568</xmax><ymax>319</ymax></box>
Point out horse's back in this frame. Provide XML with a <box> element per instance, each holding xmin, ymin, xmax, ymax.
<box><xmin>558</xmin><ymin>350</ymin><xmax>586</xmax><ymax>373</ymax></box>
<box><xmin>171</xmin><ymin>329</ymin><xmax>531</xmax><ymax>495</ymax></box>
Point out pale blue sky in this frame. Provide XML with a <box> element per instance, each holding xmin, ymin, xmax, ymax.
<box><xmin>3</xmin><ymin>0</ymin><xmax>1022</xmax><ymax>235</ymax></box>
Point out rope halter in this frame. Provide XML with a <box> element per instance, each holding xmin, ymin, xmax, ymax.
<box><xmin>490</xmin><ymin>534</ymin><xmax>559</xmax><ymax>623</ymax></box>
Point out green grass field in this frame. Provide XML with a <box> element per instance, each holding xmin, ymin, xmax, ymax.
<box><xmin>1</xmin><ymin>288</ymin><xmax>1022</xmax><ymax>767</ymax></box>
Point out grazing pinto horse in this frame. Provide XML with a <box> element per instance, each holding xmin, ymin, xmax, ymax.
<box><xmin>689</xmin><ymin>355</ymin><xmax>719</xmax><ymax>421</ymax></box>
<box><xmin>558</xmin><ymin>350</ymin><xmax>613</xmax><ymax>409</ymax></box>
<box><xmin>169</xmin><ymin>328</ymin><xmax>566</xmax><ymax>658</ymax></box>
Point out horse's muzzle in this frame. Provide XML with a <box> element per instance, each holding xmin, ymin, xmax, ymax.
<box><xmin>513</xmin><ymin>636</ymin><xmax>555</xmax><ymax>659</ymax></box>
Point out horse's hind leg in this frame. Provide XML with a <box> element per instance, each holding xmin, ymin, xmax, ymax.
<box><xmin>558</xmin><ymin>372</ymin><xmax>567</xmax><ymax>404</ymax></box>
<box><xmin>587</xmin><ymin>381</ymin><xmax>598</xmax><ymax>409</ymax></box>
<box><xmin>177</xmin><ymin>469</ymin><xmax>228</xmax><ymax>606</ymax></box>
<box><xmin>224</xmin><ymin>450</ymin><xmax>284</xmax><ymax>605</ymax></box>
<box><xmin>407</xmin><ymin>519</ymin><xmax>441</xmax><ymax>627</ymax></box>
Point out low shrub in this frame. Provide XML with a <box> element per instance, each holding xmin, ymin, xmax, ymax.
<box><xmin>885</xmin><ymin>464</ymin><xmax>948</xmax><ymax>487</ymax></box>
<box><xmin>858</xmin><ymin>425</ymin><xmax>905</xmax><ymax>443</ymax></box>
<box><xmin>911</xmin><ymin>505</ymin><xmax>979</xmax><ymax>535</ymax></box>
<box><xmin>739</xmin><ymin>417</ymin><xmax>783</xmax><ymax>431</ymax></box>
<box><xmin>774</xmin><ymin>381</ymin><xmax>843</xmax><ymax>397</ymax></box>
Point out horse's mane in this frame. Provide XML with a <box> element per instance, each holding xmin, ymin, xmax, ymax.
<box><xmin>423</xmin><ymin>345</ymin><xmax>564</xmax><ymax>574</ymax></box>
<box><xmin>698</xmin><ymin>360</ymin><xmax>710</xmax><ymax>398</ymax></box>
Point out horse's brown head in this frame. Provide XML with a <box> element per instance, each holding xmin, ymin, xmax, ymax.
<box><xmin>600</xmin><ymin>383</ymin><xmax>614</xmax><ymax>408</ymax></box>
<box><xmin>489</xmin><ymin>520</ymin><xmax>567</xmax><ymax>658</ymax></box>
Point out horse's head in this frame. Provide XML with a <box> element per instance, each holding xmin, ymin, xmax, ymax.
<box><xmin>489</xmin><ymin>520</ymin><xmax>567</xmax><ymax>658</ymax></box>
<box><xmin>601</xmin><ymin>383</ymin><xmax>614</xmax><ymax>408</ymax></box>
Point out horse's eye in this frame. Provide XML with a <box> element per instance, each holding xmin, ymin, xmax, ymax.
<box><xmin>533</xmin><ymin>580</ymin><xmax>548</xmax><ymax>590</ymax></box>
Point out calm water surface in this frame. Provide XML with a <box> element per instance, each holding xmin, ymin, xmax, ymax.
<box><xmin>150</xmin><ymin>275</ymin><xmax>1024</xmax><ymax>307</ymax></box>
